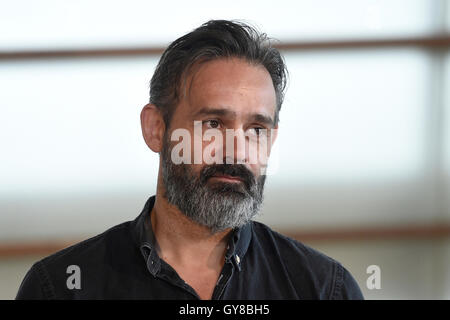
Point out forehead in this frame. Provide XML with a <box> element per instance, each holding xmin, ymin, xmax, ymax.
<box><xmin>182</xmin><ymin>58</ymin><xmax>277</xmax><ymax>118</ymax></box>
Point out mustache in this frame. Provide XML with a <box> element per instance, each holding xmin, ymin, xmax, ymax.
<box><xmin>199</xmin><ymin>164</ymin><xmax>256</xmax><ymax>189</ymax></box>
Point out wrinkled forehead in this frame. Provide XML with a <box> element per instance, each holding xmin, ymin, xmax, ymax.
<box><xmin>179</xmin><ymin>58</ymin><xmax>277</xmax><ymax>122</ymax></box>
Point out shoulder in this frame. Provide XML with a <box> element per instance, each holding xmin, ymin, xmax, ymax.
<box><xmin>16</xmin><ymin>220</ymin><xmax>135</xmax><ymax>299</ymax></box>
<box><xmin>250</xmin><ymin>221</ymin><xmax>364</xmax><ymax>299</ymax></box>
<box><xmin>250</xmin><ymin>220</ymin><xmax>336</xmax><ymax>267</ymax></box>
<box><xmin>41</xmin><ymin>220</ymin><xmax>132</xmax><ymax>266</ymax></box>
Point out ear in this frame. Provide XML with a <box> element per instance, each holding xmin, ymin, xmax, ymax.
<box><xmin>140</xmin><ymin>104</ymin><xmax>166</xmax><ymax>153</ymax></box>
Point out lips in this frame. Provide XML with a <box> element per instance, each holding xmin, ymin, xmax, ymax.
<box><xmin>210</xmin><ymin>174</ymin><xmax>244</xmax><ymax>183</ymax></box>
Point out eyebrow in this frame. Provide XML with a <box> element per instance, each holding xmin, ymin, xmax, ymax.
<box><xmin>193</xmin><ymin>107</ymin><xmax>275</xmax><ymax>127</ymax></box>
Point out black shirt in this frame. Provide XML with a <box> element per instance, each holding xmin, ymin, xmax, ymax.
<box><xmin>16</xmin><ymin>195</ymin><xmax>364</xmax><ymax>300</ymax></box>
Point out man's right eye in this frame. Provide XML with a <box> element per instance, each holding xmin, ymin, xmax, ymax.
<box><xmin>203</xmin><ymin>120</ymin><xmax>221</xmax><ymax>129</ymax></box>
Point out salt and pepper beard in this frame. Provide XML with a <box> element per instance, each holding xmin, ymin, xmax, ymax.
<box><xmin>161</xmin><ymin>132</ymin><xmax>266</xmax><ymax>234</ymax></box>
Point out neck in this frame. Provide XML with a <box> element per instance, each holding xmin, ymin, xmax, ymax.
<box><xmin>150</xmin><ymin>175</ymin><xmax>232</xmax><ymax>268</ymax></box>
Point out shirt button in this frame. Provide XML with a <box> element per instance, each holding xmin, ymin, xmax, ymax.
<box><xmin>235</xmin><ymin>255</ymin><xmax>240</xmax><ymax>264</ymax></box>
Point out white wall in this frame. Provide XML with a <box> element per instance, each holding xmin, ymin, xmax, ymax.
<box><xmin>0</xmin><ymin>0</ymin><xmax>449</xmax><ymax>300</ymax></box>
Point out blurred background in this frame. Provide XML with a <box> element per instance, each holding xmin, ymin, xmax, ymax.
<box><xmin>1</xmin><ymin>0</ymin><xmax>449</xmax><ymax>299</ymax></box>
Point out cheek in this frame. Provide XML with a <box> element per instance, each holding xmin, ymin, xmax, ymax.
<box><xmin>199</xmin><ymin>131</ymin><xmax>223</xmax><ymax>165</ymax></box>
<box><xmin>247</xmin><ymin>135</ymin><xmax>272</xmax><ymax>167</ymax></box>
<box><xmin>248</xmin><ymin>163</ymin><xmax>262</xmax><ymax>179</ymax></box>
<box><xmin>190</xmin><ymin>163</ymin><xmax>205</xmax><ymax>176</ymax></box>
<box><xmin>202</xmin><ymin>135</ymin><xmax>223</xmax><ymax>152</ymax></box>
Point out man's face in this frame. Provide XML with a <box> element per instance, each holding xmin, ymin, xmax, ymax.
<box><xmin>161</xmin><ymin>57</ymin><xmax>278</xmax><ymax>233</ymax></box>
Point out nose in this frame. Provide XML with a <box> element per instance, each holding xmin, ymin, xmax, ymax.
<box><xmin>224</xmin><ymin>128</ymin><xmax>248</xmax><ymax>165</ymax></box>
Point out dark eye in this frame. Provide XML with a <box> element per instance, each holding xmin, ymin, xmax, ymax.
<box><xmin>204</xmin><ymin>120</ymin><xmax>221</xmax><ymax>129</ymax></box>
<box><xmin>252</xmin><ymin>127</ymin><xmax>264</xmax><ymax>135</ymax></box>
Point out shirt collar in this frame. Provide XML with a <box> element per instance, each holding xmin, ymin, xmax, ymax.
<box><xmin>131</xmin><ymin>195</ymin><xmax>252</xmax><ymax>276</ymax></box>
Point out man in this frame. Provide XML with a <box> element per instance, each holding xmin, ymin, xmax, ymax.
<box><xmin>16</xmin><ymin>20</ymin><xmax>363</xmax><ymax>300</ymax></box>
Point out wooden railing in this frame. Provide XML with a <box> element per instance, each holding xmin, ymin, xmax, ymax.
<box><xmin>1</xmin><ymin>223</ymin><xmax>449</xmax><ymax>258</ymax></box>
<box><xmin>0</xmin><ymin>34</ymin><xmax>449</xmax><ymax>61</ymax></box>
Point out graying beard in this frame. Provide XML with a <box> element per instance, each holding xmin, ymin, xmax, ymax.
<box><xmin>161</xmin><ymin>144</ymin><xmax>264</xmax><ymax>234</ymax></box>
